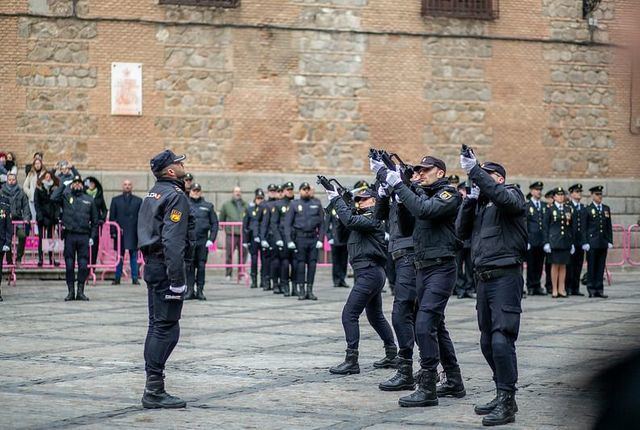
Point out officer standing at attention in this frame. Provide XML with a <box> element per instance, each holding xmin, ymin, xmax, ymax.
<box><xmin>378</xmin><ymin>155</ymin><xmax>465</xmax><ymax>408</ymax></box>
<box><xmin>326</xmin><ymin>203</ymin><xmax>350</xmax><ymax>289</ymax></box>
<box><xmin>260</xmin><ymin>184</ymin><xmax>279</xmax><ymax>291</ymax></box>
<box><xmin>583</xmin><ymin>185</ymin><xmax>613</xmax><ymax>298</ymax></box>
<box><xmin>275</xmin><ymin>182</ymin><xmax>296</xmax><ymax>295</ymax></box>
<box><xmin>327</xmin><ymin>186</ymin><xmax>397</xmax><ymax>375</ymax></box>
<box><xmin>456</xmin><ymin>151</ymin><xmax>526</xmax><ymax>426</ymax></box>
<box><xmin>183</xmin><ymin>173</ymin><xmax>194</xmax><ymax>193</ymax></box>
<box><xmin>264</xmin><ymin>185</ymin><xmax>287</xmax><ymax>294</ymax></box>
<box><xmin>284</xmin><ymin>181</ymin><xmax>324</xmax><ymax>300</ymax></box>
<box><xmin>566</xmin><ymin>184</ymin><xmax>586</xmax><ymax>296</ymax></box>
<box><xmin>137</xmin><ymin>150</ymin><xmax>193</xmax><ymax>409</ymax></box>
<box><xmin>52</xmin><ymin>175</ymin><xmax>98</xmax><ymax>302</ymax></box>
<box><xmin>543</xmin><ymin>189</ymin><xmax>554</xmax><ymax>294</ymax></box>
<box><xmin>185</xmin><ymin>183</ymin><xmax>218</xmax><ymax>301</ymax></box>
<box><xmin>243</xmin><ymin>188</ymin><xmax>265</xmax><ymax>289</ymax></box>
<box><xmin>526</xmin><ymin>182</ymin><xmax>546</xmax><ymax>296</ymax></box>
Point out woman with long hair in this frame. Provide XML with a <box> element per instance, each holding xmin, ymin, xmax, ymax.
<box><xmin>543</xmin><ymin>188</ymin><xmax>574</xmax><ymax>298</ymax></box>
<box><xmin>24</xmin><ymin>158</ymin><xmax>46</xmax><ymax>230</ymax></box>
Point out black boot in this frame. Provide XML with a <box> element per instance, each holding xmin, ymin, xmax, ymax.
<box><xmin>305</xmin><ymin>283</ymin><xmax>317</xmax><ymax>301</ymax></box>
<box><xmin>329</xmin><ymin>349</ymin><xmax>360</xmax><ymax>375</ymax></box>
<box><xmin>298</xmin><ymin>284</ymin><xmax>307</xmax><ymax>300</ymax></box>
<box><xmin>184</xmin><ymin>284</ymin><xmax>195</xmax><ymax>300</ymax></box>
<box><xmin>76</xmin><ymin>284</ymin><xmax>89</xmax><ymax>301</ymax></box>
<box><xmin>482</xmin><ymin>390</ymin><xmax>517</xmax><ymax>426</ymax></box>
<box><xmin>398</xmin><ymin>369</ymin><xmax>438</xmax><ymax>407</ymax></box>
<box><xmin>141</xmin><ymin>374</ymin><xmax>186</xmax><ymax>409</ymax></box>
<box><xmin>379</xmin><ymin>358</ymin><xmax>415</xmax><ymax>391</ymax></box>
<box><xmin>283</xmin><ymin>282</ymin><xmax>291</xmax><ymax>297</ymax></box>
<box><xmin>373</xmin><ymin>345</ymin><xmax>399</xmax><ymax>369</ymax></box>
<box><xmin>0</xmin><ymin>288</ymin><xmax>3</xmax><ymax>302</ymax></box>
<box><xmin>195</xmin><ymin>285</ymin><xmax>206</xmax><ymax>301</ymax></box>
<box><xmin>436</xmin><ymin>368</ymin><xmax>466</xmax><ymax>398</ymax></box>
<box><xmin>64</xmin><ymin>284</ymin><xmax>75</xmax><ymax>301</ymax></box>
<box><xmin>111</xmin><ymin>279</ymin><xmax>121</xmax><ymax>286</ymax></box>
<box><xmin>265</xmin><ymin>280</ymin><xmax>273</xmax><ymax>291</ymax></box>
<box><xmin>291</xmin><ymin>283</ymin><xmax>299</xmax><ymax>297</ymax></box>
<box><xmin>475</xmin><ymin>389</ymin><xmax>518</xmax><ymax>415</ymax></box>
<box><xmin>250</xmin><ymin>274</ymin><xmax>257</xmax><ymax>289</ymax></box>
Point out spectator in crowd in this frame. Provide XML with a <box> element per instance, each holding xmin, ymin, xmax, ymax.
<box><xmin>25</xmin><ymin>152</ymin><xmax>43</xmax><ymax>176</ymax></box>
<box><xmin>55</xmin><ymin>160</ymin><xmax>80</xmax><ymax>187</ymax></box>
<box><xmin>543</xmin><ymin>187</ymin><xmax>574</xmax><ymax>298</ymax></box>
<box><xmin>186</xmin><ymin>183</ymin><xmax>218</xmax><ymax>300</ymax></box>
<box><xmin>24</xmin><ymin>157</ymin><xmax>47</xmax><ymax>230</ymax></box>
<box><xmin>219</xmin><ymin>186</ymin><xmax>248</xmax><ymax>280</ymax></box>
<box><xmin>0</xmin><ymin>152</ymin><xmax>18</xmax><ymax>187</ymax></box>
<box><xmin>0</xmin><ymin>195</ymin><xmax>12</xmax><ymax>302</ymax></box>
<box><xmin>1</xmin><ymin>173</ymin><xmax>31</xmax><ymax>266</ymax></box>
<box><xmin>84</xmin><ymin>177</ymin><xmax>108</xmax><ymax>264</ymax></box>
<box><xmin>109</xmin><ymin>179</ymin><xmax>142</xmax><ymax>285</ymax></box>
<box><xmin>34</xmin><ymin>171</ymin><xmax>61</xmax><ymax>267</ymax></box>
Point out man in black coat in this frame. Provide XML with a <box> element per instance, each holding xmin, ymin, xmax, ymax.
<box><xmin>583</xmin><ymin>185</ymin><xmax>613</xmax><ymax>298</ymax></box>
<box><xmin>525</xmin><ymin>181</ymin><xmax>546</xmax><ymax>296</ymax></box>
<box><xmin>109</xmin><ymin>179</ymin><xmax>143</xmax><ymax>285</ymax></box>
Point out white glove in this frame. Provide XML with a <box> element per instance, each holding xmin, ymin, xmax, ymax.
<box><xmin>608</xmin><ymin>242</ymin><xmax>613</xmax><ymax>249</ymax></box>
<box><xmin>275</xmin><ymin>240</ymin><xmax>284</xmax><ymax>247</ymax></box>
<box><xmin>315</xmin><ymin>241</ymin><xmax>323</xmax><ymax>249</ymax></box>
<box><xmin>377</xmin><ymin>184</ymin><xmax>388</xmax><ymax>198</ymax></box>
<box><xmin>570</xmin><ymin>244</ymin><xmax>575</xmax><ymax>255</ymax></box>
<box><xmin>543</xmin><ymin>243</ymin><xmax>551</xmax><ymax>253</ymax></box>
<box><xmin>2</xmin><ymin>245</ymin><xmax>9</xmax><ymax>252</ymax></box>
<box><xmin>254</xmin><ymin>237</ymin><xmax>260</xmax><ymax>243</ymax></box>
<box><xmin>384</xmin><ymin>232</ymin><xmax>390</xmax><ymax>241</ymax></box>
<box><xmin>326</xmin><ymin>185</ymin><xmax>339</xmax><ymax>201</ymax></box>
<box><xmin>89</xmin><ymin>238</ymin><xmax>94</xmax><ymax>247</ymax></box>
<box><xmin>287</xmin><ymin>241</ymin><xmax>296</xmax><ymax>250</ymax></box>
<box><xmin>460</xmin><ymin>152</ymin><xmax>477</xmax><ymax>173</ymax></box>
<box><xmin>261</xmin><ymin>240</ymin><xmax>269</xmax><ymax>249</ymax></box>
<box><xmin>369</xmin><ymin>158</ymin><xmax>385</xmax><ymax>174</ymax></box>
<box><xmin>386</xmin><ymin>169</ymin><xmax>402</xmax><ymax>187</ymax></box>
<box><xmin>582</xmin><ymin>243</ymin><xmax>590</xmax><ymax>252</ymax></box>
<box><xmin>205</xmin><ymin>240</ymin><xmax>213</xmax><ymax>248</ymax></box>
<box><xmin>328</xmin><ymin>238</ymin><xmax>334</xmax><ymax>245</ymax></box>
<box><xmin>242</xmin><ymin>242</ymin><xmax>249</xmax><ymax>249</ymax></box>
<box><xmin>527</xmin><ymin>243</ymin><xmax>531</xmax><ymax>251</ymax></box>
<box><xmin>169</xmin><ymin>284</ymin><xmax>186</xmax><ymax>294</ymax></box>
<box><xmin>469</xmin><ymin>185</ymin><xmax>480</xmax><ymax>200</ymax></box>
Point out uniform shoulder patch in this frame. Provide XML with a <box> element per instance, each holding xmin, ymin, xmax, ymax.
<box><xmin>170</xmin><ymin>209</ymin><xmax>182</xmax><ymax>223</ymax></box>
<box><xmin>439</xmin><ymin>190</ymin><xmax>453</xmax><ymax>200</ymax></box>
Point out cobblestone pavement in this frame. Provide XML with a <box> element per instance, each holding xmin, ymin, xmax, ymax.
<box><xmin>1</xmin><ymin>271</ymin><xmax>639</xmax><ymax>429</ymax></box>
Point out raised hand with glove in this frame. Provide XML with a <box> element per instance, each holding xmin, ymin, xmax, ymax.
<box><xmin>459</xmin><ymin>147</ymin><xmax>478</xmax><ymax>173</ymax></box>
<box><xmin>468</xmin><ymin>185</ymin><xmax>480</xmax><ymax>200</ymax></box>
<box><xmin>325</xmin><ymin>185</ymin><xmax>340</xmax><ymax>201</ymax></box>
<box><xmin>385</xmin><ymin>169</ymin><xmax>402</xmax><ymax>187</ymax></box>
<box><xmin>608</xmin><ymin>242</ymin><xmax>613</xmax><ymax>249</ymax></box>
<box><xmin>369</xmin><ymin>158</ymin><xmax>385</xmax><ymax>175</ymax></box>
<box><xmin>570</xmin><ymin>244</ymin><xmax>575</xmax><ymax>255</ymax></box>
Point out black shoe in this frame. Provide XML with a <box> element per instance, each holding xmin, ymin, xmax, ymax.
<box><xmin>111</xmin><ymin>279</ymin><xmax>121</xmax><ymax>285</ymax></box>
<box><xmin>53</xmin><ymin>260</ymin><xmax>60</xmax><ymax>267</ymax></box>
<box><xmin>306</xmin><ymin>284</ymin><xmax>318</xmax><ymax>301</ymax></box>
<box><xmin>250</xmin><ymin>275</ymin><xmax>258</xmax><ymax>289</ymax></box>
<box><xmin>64</xmin><ymin>285</ymin><xmax>75</xmax><ymax>301</ymax></box>
<box><xmin>379</xmin><ymin>358</ymin><xmax>415</xmax><ymax>391</ymax></box>
<box><xmin>37</xmin><ymin>260</ymin><xmax>43</xmax><ymax>267</ymax></box>
<box><xmin>339</xmin><ymin>282</ymin><xmax>350</xmax><ymax>288</ymax></box>
<box><xmin>329</xmin><ymin>349</ymin><xmax>360</xmax><ymax>375</ymax></box>
<box><xmin>75</xmin><ymin>285</ymin><xmax>89</xmax><ymax>301</ymax></box>
<box><xmin>398</xmin><ymin>369</ymin><xmax>438</xmax><ymax>407</ymax></box>
<box><xmin>373</xmin><ymin>345</ymin><xmax>399</xmax><ymax>369</ymax></box>
<box><xmin>184</xmin><ymin>285</ymin><xmax>196</xmax><ymax>300</ymax></box>
<box><xmin>273</xmin><ymin>283</ymin><xmax>283</xmax><ymax>294</ymax></box>
<box><xmin>475</xmin><ymin>389</ymin><xmax>518</xmax><ymax>416</ymax></box>
<box><xmin>298</xmin><ymin>284</ymin><xmax>307</xmax><ymax>300</ymax></box>
<box><xmin>333</xmin><ymin>284</ymin><xmax>340</xmax><ymax>288</ymax></box>
<box><xmin>0</xmin><ymin>294</ymin><xmax>3</xmax><ymax>302</ymax></box>
<box><xmin>283</xmin><ymin>282</ymin><xmax>291</xmax><ymax>297</ymax></box>
<box><xmin>436</xmin><ymin>368</ymin><xmax>466</xmax><ymax>398</ymax></box>
<box><xmin>572</xmin><ymin>291</ymin><xmax>585</xmax><ymax>296</ymax></box>
<box><xmin>195</xmin><ymin>286</ymin><xmax>206</xmax><ymax>301</ymax></box>
<box><xmin>482</xmin><ymin>390</ymin><xmax>517</xmax><ymax>426</ymax></box>
<box><xmin>291</xmin><ymin>283</ymin><xmax>299</xmax><ymax>297</ymax></box>
<box><xmin>132</xmin><ymin>279</ymin><xmax>140</xmax><ymax>285</ymax></box>
<box><xmin>141</xmin><ymin>374</ymin><xmax>186</xmax><ymax>409</ymax></box>
<box><xmin>594</xmin><ymin>292</ymin><xmax>608</xmax><ymax>298</ymax></box>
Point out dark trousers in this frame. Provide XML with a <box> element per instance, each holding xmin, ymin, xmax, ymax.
<box><xmin>565</xmin><ymin>248</ymin><xmax>584</xmax><ymax>294</ymax></box>
<box><xmin>64</xmin><ymin>232</ymin><xmax>90</xmax><ymax>288</ymax></box>
<box><xmin>280</xmin><ymin>247</ymin><xmax>293</xmax><ymax>288</ymax></box>
<box><xmin>391</xmin><ymin>253</ymin><xmax>417</xmax><ymax>359</ymax></box>
<box><xmin>187</xmin><ymin>243</ymin><xmax>208</xmax><ymax>289</ymax></box>
<box><xmin>415</xmin><ymin>262</ymin><xmax>458</xmax><ymax>372</ymax></box>
<box><xmin>37</xmin><ymin>222</ymin><xmax>56</xmax><ymax>263</ymax></box>
<box><xmin>294</xmin><ymin>236</ymin><xmax>318</xmax><ymax>285</ymax></box>
<box><xmin>476</xmin><ymin>271</ymin><xmax>523</xmax><ymax>392</ymax></box>
<box><xmin>385</xmin><ymin>251</ymin><xmax>396</xmax><ymax>289</ymax></box>
<box><xmin>269</xmin><ymin>242</ymin><xmax>282</xmax><ymax>287</ymax></box>
<box><xmin>249</xmin><ymin>242</ymin><xmax>260</xmax><ymax>277</ymax></box>
<box><xmin>544</xmin><ymin>259</ymin><xmax>552</xmax><ymax>291</ymax></box>
<box><xmin>143</xmin><ymin>260</ymin><xmax>183</xmax><ymax>377</ymax></box>
<box><xmin>90</xmin><ymin>226</ymin><xmax>101</xmax><ymax>265</ymax></box>
<box><xmin>261</xmin><ymin>245</ymin><xmax>272</xmax><ymax>284</ymax></box>
<box><xmin>5</xmin><ymin>225</ymin><xmax>26</xmax><ymax>265</ymax></box>
<box><xmin>225</xmin><ymin>232</ymin><xmax>246</xmax><ymax>276</ymax></box>
<box><xmin>587</xmin><ymin>248</ymin><xmax>608</xmax><ymax>294</ymax></box>
<box><xmin>455</xmin><ymin>247</ymin><xmax>475</xmax><ymax>295</ymax></box>
<box><xmin>526</xmin><ymin>246</ymin><xmax>544</xmax><ymax>291</ymax></box>
<box><xmin>331</xmin><ymin>244</ymin><xmax>348</xmax><ymax>286</ymax></box>
<box><xmin>342</xmin><ymin>265</ymin><xmax>395</xmax><ymax>350</ymax></box>
<box><xmin>115</xmin><ymin>249</ymin><xmax>139</xmax><ymax>281</ymax></box>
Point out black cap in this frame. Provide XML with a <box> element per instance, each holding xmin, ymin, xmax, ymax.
<box><xmin>589</xmin><ymin>185</ymin><xmax>604</xmax><ymax>194</ymax></box>
<box><xmin>529</xmin><ymin>181</ymin><xmax>543</xmax><ymax>190</ymax></box>
<box><xmin>276</xmin><ymin>185</ymin><xmax>284</xmax><ymax>192</ymax></box>
<box><xmin>456</xmin><ymin>181</ymin><xmax>466</xmax><ymax>190</ymax></box>
<box><xmin>191</xmin><ymin>183</ymin><xmax>202</xmax><ymax>191</ymax></box>
<box><xmin>299</xmin><ymin>182</ymin><xmax>311</xmax><ymax>190</ymax></box>
<box><xmin>552</xmin><ymin>187</ymin><xmax>565</xmax><ymax>195</ymax></box>
<box><xmin>479</xmin><ymin>161</ymin><xmax>506</xmax><ymax>179</ymax></box>
<box><xmin>544</xmin><ymin>190</ymin><xmax>554</xmax><ymax>199</ymax></box>
<box><xmin>353</xmin><ymin>180</ymin><xmax>369</xmax><ymax>190</ymax></box>
<box><xmin>568</xmin><ymin>183</ymin><xmax>583</xmax><ymax>193</ymax></box>
<box><xmin>353</xmin><ymin>187</ymin><xmax>374</xmax><ymax>200</ymax></box>
<box><xmin>414</xmin><ymin>155</ymin><xmax>447</xmax><ymax>173</ymax></box>
<box><xmin>283</xmin><ymin>181</ymin><xmax>294</xmax><ymax>190</ymax></box>
<box><xmin>255</xmin><ymin>189</ymin><xmax>265</xmax><ymax>198</ymax></box>
<box><xmin>267</xmin><ymin>184</ymin><xmax>278</xmax><ymax>192</ymax></box>
<box><xmin>71</xmin><ymin>174</ymin><xmax>83</xmax><ymax>184</ymax></box>
<box><xmin>184</xmin><ymin>173</ymin><xmax>194</xmax><ymax>181</ymax></box>
<box><xmin>150</xmin><ymin>150</ymin><xmax>186</xmax><ymax>175</ymax></box>
<box><xmin>448</xmin><ymin>175</ymin><xmax>460</xmax><ymax>184</ymax></box>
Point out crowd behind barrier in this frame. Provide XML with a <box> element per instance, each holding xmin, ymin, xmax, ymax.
<box><xmin>3</xmin><ymin>221</ymin><xmax>639</xmax><ymax>287</ymax></box>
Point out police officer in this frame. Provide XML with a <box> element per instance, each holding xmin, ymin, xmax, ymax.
<box><xmin>243</xmin><ymin>188</ymin><xmax>265</xmax><ymax>289</ymax></box>
<box><xmin>326</xmin><ymin>202</ymin><xmax>350</xmax><ymax>288</ymax></box>
<box><xmin>327</xmin><ymin>186</ymin><xmax>397</xmax><ymax>375</ymax></box>
<box><xmin>183</xmin><ymin>173</ymin><xmax>194</xmax><ymax>193</ymax></box>
<box><xmin>137</xmin><ymin>150</ymin><xmax>193</xmax><ymax>409</ymax></box>
<box><xmin>456</xmin><ymin>153</ymin><xmax>526</xmax><ymax>426</ymax></box>
<box><xmin>455</xmin><ymin>182</ymin><xmax>475</xmax><ymax>299</ymax></box>
<box><xmin>185</xmin><ymin>183</ymin><xmax>218</xmax><ymax>301</ymax></box>
<box><xmin>543</xmin><ymin>189</ymin><xmax>554</xmax><ymax>294</ymax></box>
<box><xmin>376</xmin><ymin>155</ymin><xmax>465</xmax><ymax>408</ymax></box>
<box><xmin>583</xmin><ymin>185</ymin><xmax>613</xmax><ymax>298</ymax></box>
<box><xmin>260</xmin><ymin>184</ymin><xmax>279</xmax><ymax>291</ymax></box>
<box><xmin>543</xmin><ymin>187</ymin><xmax>574</xmax><ymax>298</ymax></box>
<box><xmin>284</xmin><ymin>182</ymin><xmax>324</xmax><ymax>300</ymax></box>
<box><xmin>264</xmin><ymin>185</ymin><xmax>287</xmax><ymax>294</ymax></box>
<box><xmin>372</xmin><ymin>173</ymin><xmax>419</xmax><ymax>391</ymax></box>
<box><xmin>0</xmin><ymin>195</ymin><xmax>13</xmax><ymax>302</ymax></box>
<box><xmin>566</xmin><ymin>184</ymin><xmax>587</xmax><ymax>296</ymax></box>
<box><xmin>526</xmin><ymin>181</ymin><xmax>547</xmax><ymax>296</ymax></box>
<box><xmin>52</xmin><ymin>175</ymin><xmax>98</xmax><ymax>302</ymax></box>
<box><xmin>274</xmin><ymin>182</ymin><xmax>296</xmax><ymax>295</ymax></box>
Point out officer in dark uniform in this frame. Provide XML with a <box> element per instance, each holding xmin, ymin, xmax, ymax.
<box><xmin>183</xmin><ymin>173</ymin><xmax>194</xmax><ymax>193</ymax></box>
<box><xmin>259</xmin><ymin>184</ymin><xmax>279</xmax><ymax>291</ymax></box>
<box><xmin>275</xmin><ymin>182</ymin><xmax>296</xmax><ymax>296</ymax></box>
<box><xmin>265</xmin><ymin>185</ymin><xmax>287</xmax><ymax>294</ymax></box>
<box><xmin>456</xmin><ymin>154</ymin><xmax>526</xmax><ymax>426</ymax></box>
<box><xmin>326</xmin><ymin>202</ymin><xmax>350</xmax><ymax>288</ymax></box>
<box><xmin>378</xmin><ymin>155</ymin><xmax>465</xmax><ymax>408</ymax></box>
<box><xmin>137</xmin><ymin>150</ymin><xmax>193</xmax><ymax>409</ymax></box>
<box><xmin>243</xmin><ymin>188</ymin><xmax>265</xmax><ymax>288</ymax></box>
<box><xmin>566</xmin><ymin>184</ymin><xmax>586</xmax><ymax>296</ymax></box>
<box><xmin>526</xmin><ymin>181</ymin><xmax>547</xmax><ymax>296</ymax></box>
<box><xmin>0</xmin><ymin>195</ymin><xmax>13</xmax><ymax>302</ymax></box>
<box><xmin>455</xmin><ymin>182</ymin><xmax>475</xmax><ymax>299</ymax></box>
<box><xmin>543</xmin><ymin>189</ymin><xmax>554</xmax><ymax>294</ymax></box>
<box><xmin>327</xmin><ymin>186</ymin><xmax>397</xmax><ymax>375</ymax></box>
<box><xmin>185</xmin><ymin>183</ymin><xmax>218</xmax><ymax>301</ymax></box>
<box><xmin>51</xmin><ymin>175</ymin><xmax>98</xmax><ymax>302</ymax></box>
<box><xmin>371</xmin><ymin>171</ymin><xmax>419</xmax><ymax>392</ymax></box>
<box><xmin>284</xmin><ymin>181</ymin><xmax>324</xmax><ymax>300</ymax></box>
<box><xmin>543</xmin><ymin>187</ymin><xmax>574</xmax><ymax>298</ymax></box>
<box><xmin>583</xmin><ymin>185</ymin><xmax>613</xmax><ymax>298</ymax></box>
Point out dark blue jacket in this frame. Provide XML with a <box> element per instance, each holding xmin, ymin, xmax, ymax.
<box><xmin>584</xmin><ymin>202</ymin><xmax>613</xmax><ymax>249</ymax></box>
<box><xmin>109</xmin><ymin>192</ymin><xmax>143</xmax><ymax>250</ymax></box>
<box><xmin>189</xmin><ymin>196</ymin><xmax>219</xmax><ymax>246</ymax></box>
<box><xmin>0</xmin><ymin>196</ymin><xmax>13</xmax><ymax>248</ymax></box>
<box><xmin>526</xmin><ymin>199</ymin><xmax>546</xmax><ymax>247</ymax></box>
<box><xmin>543</xmin><ymin>203</ymin><xmax>574</xmax><ymax>251</ymax></box>
<box><xmin>51</xmin><ymin>184</ymin><xmax>98</xmax><ymax>238</ymax></box>
<box><xmin>284</xmin><ymin>197</ymin><xmax>324</xmax><ymax>243</ymax></box>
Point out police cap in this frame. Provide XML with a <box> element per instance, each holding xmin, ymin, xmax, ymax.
<box><xmin>589</xmin><ymin>185</ymin><xmax>604</xmax><ymax>194</ymax></box>
<box><xmin>150</xmin><ymin>150</ymin><xmax>186</xmax><ymax>175</ymax></box>
<box><xmin>255</xmin><ymin>189</ymin><xmax>265</xmax><ymax>198</ymax></box>
<box><xmin>353</xmin><ymin>187</ymin><xmax>374</xmax><ymax>201</ymax></box>
<box><xmin>480</xmin><ymin>161</ymin><xmax>506</xmax><ymax>179</ymax></box>
<box><xmin>568</xmin><ymin>183</ymin><xmax>583</xmax><ymax>193</ymax></box>
<box><xmin>191</xmin><ymin>183</ymin><xmax>202</xmax><ymax>191</ymax></box>
<box><xmin>353</xmin><ymin>180</ymin><xmax>369</xmax><ymax>190</ymax></box>
<box><xmin>529</xmin><ymin>181</ymin><xmax>543</xmax><ymax>190</ymax></box>
<box><xmin>71</xmin><ymin>174</ymin><xmax>83</xmax><ymax>184</ymax></box>
<box><xmin>283</xmin><ymin>181</ymin><xmax>294</xmax><ymax>190</ymax></box>
<box><xmin>414</xmin><ymin>156</ymin><xmax>446</xmax><ymax>173</ymax></box>
<box><xmin>544</xmin><ymin>190</ymin><xmax>554</xmax><ymax>199</ymax></box>
<box><xmin>552</xmin><ymin>186</ymin><xmax>565</xmax><ymax>195</ymax></box>
<box><xmin>299</xmin><ymin>182</ymin><xmax>311</xmax><ymax>190</ymax></box>
<box><xmin>267</xmin><ymin>184</ymin><xmax>278</xmax><ymax>192</ymax></box>
<box><xmin>184</xmin><ymin>173</ymin><xmax>194</xmax><ymax>181</ymax></box>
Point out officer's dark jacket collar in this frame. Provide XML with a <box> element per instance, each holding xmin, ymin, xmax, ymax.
<box><xmin>190</xmin><ymin>196</ymin><xmax>202</xmax><ymax>203</ymax></box>
<box><xmin>420</xmin><ymin>178</ymin><xmax>449</xmax><ymax>196</ymax></box>
<box><xmin>156</xmin><ymin>176</ymin><xmax>186</xmax><ymax>192</ymax></box>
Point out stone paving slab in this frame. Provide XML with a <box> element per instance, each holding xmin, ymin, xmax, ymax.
<box><xmin>0</xmin><ymin>271</ymin><xmax>639</xmax><ymax>429</ymax></box>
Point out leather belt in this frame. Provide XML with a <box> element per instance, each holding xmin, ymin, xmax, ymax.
<box><xmin>414</xmin><ymin>257</ymin><xmax>454</xmax><ymax>270</ymax></box>
<box><xmin>391</xmin><ymin>248</ymin><xmax>414</xmax><ymax>261</ymax></box>
<box><xmin>475</xmin><ymin>265</ymin><xmax>522</xmax><ymax>282</ymax></box>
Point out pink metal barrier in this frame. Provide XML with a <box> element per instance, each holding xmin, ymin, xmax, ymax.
<box><xmin>205</xmin><ymin>222</ymin><xmax>248</xmax><ymax>284</ymax></box>
<box><xmin>607</xmin><ymin>224</ymin><xmax>627</xmax><ymax>267</ymax></box>
<box><xmin>628</xmin><ymin>224</ymin><xmax>640</xmax><ymax>266</ymax></box>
